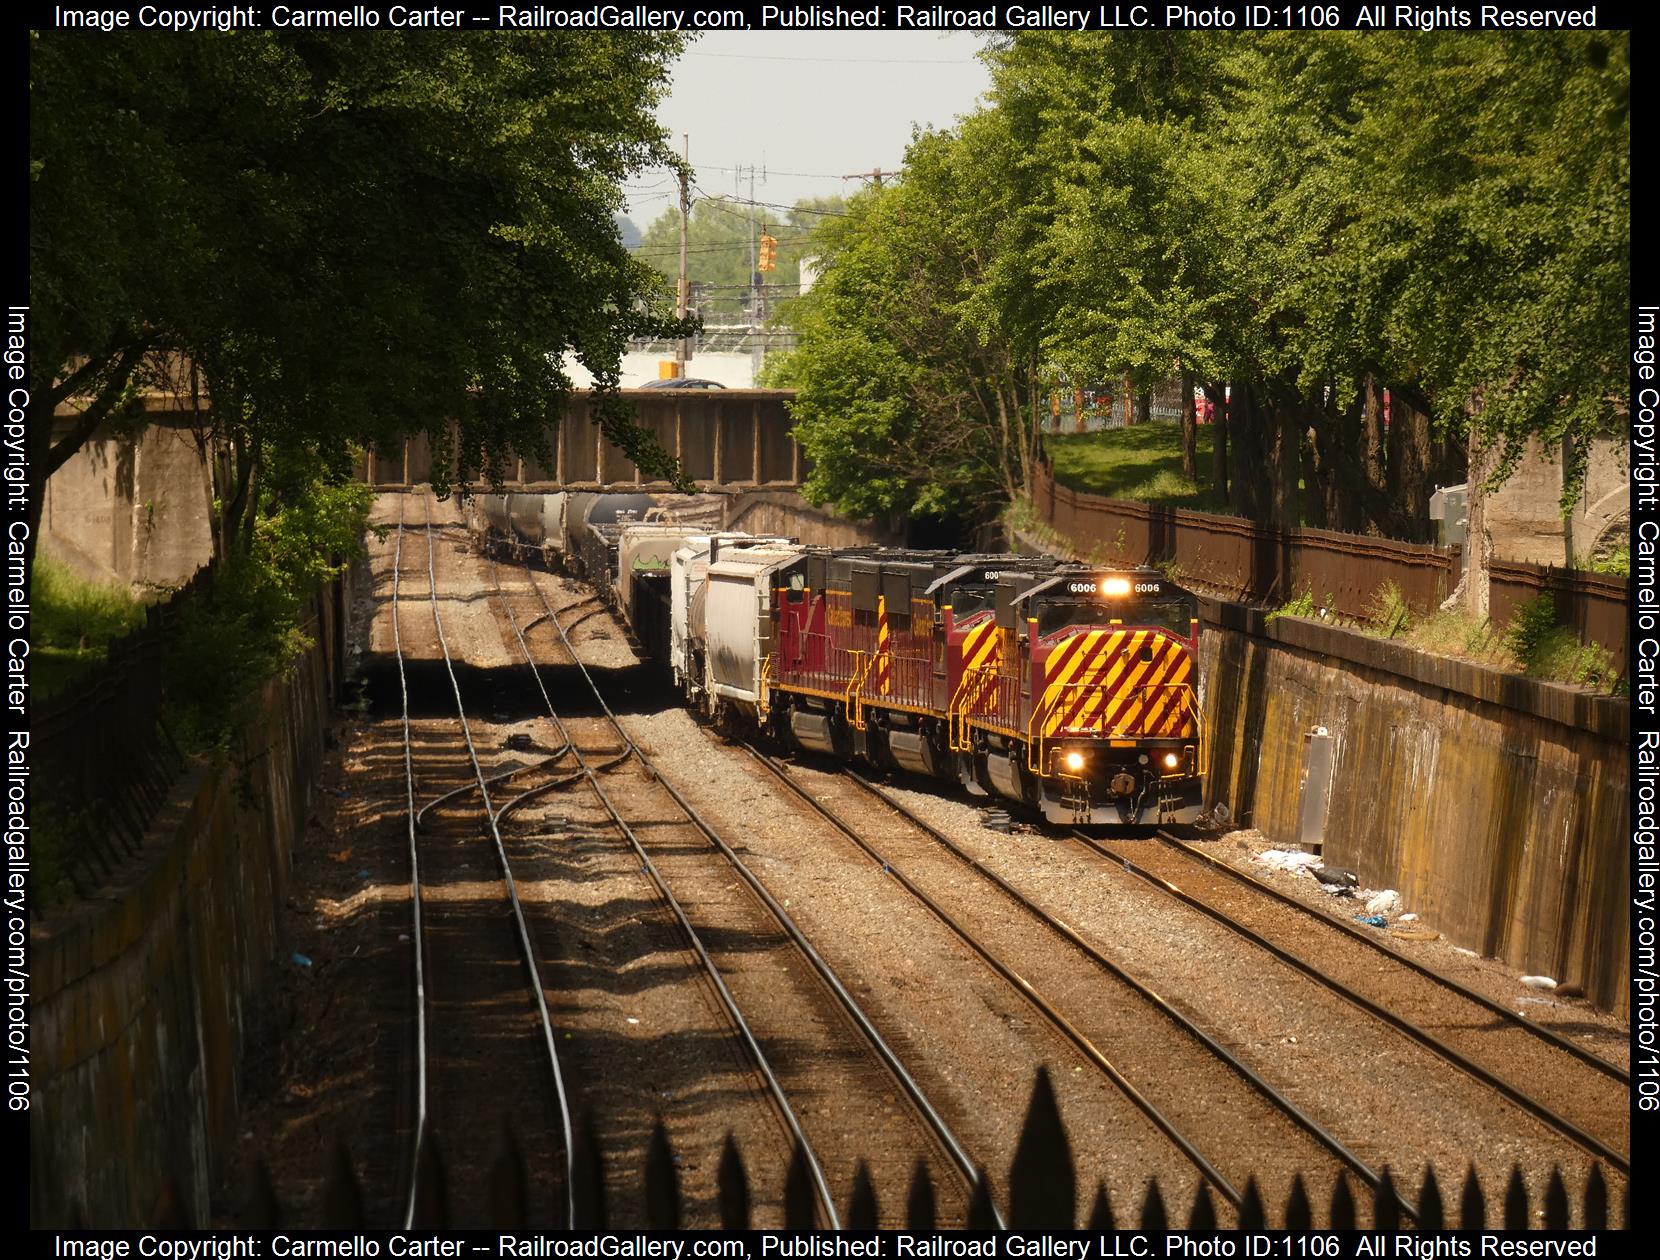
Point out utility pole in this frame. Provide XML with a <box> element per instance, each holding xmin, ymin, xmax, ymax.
<box><xmin>748</xmin><ymin>166</ymin><xmax>760</xmax><ymax>381</ymax></box>
<box><xmin>676</xmin><ymin>133</ymin><xmax>691</xmax><ymax>373</ymax></box>
<box><xmin>843</xmin><ymin>168</ymin><xmax>899</xmax><ymax>188</ymax></box>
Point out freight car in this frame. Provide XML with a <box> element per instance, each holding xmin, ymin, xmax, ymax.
<box><xmin>470</xmin><ymin>492</ymin><xmax>786</xmax><ymax>670</ymax></box>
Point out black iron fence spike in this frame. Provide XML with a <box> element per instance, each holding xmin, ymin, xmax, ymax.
<box><xmin>1284</xmin><ymin>1174</ymin><xmax>1312</xmax><ymax>1231</ymax></box>
<box><xmin>1009</xmin><ymin>1066</ymin><xmax>1074</xmax><ymax>1228</ymax></box>
<box><xmin>1086</xmin><ymin>1183</ymin><xmax>1114</xmax><ymax>1232</ymax></box>
<box><xmin>1502</xmin><ymin>1165</ymin><xmax>1529</xmax><ymax>1231</ymax></box>
<box><xmin>1460</xmin><ymin>1163</ymin><xmax>1487</xmax><ymax>1230</ymax></box>
<box><xmin>574</xmin><ymin>1111</ymin><xmax>608</xmax><ymax>1231</ymax></box>
<box><xmin>783</xmin><ymin>1139</ymin><xmax>816</xmax><ymax>1230</ymax></box>
<box><xmin>1372</xmin><ymin>1166</ymin><xmax>1399</xmax><ymax>1233</ymax></box>
<box><xmin>847</xmin><ymin>1161</ymin><xmax>879</xmax><ymax>1230</ymax></box>
<box><xmin>1542</xmin><ymin>1167</ymin><xmax>1568</xmax><ymax>1230</ymax></box>
<box><xmin>1418</xmin><ymin>1165</ymin><xmax>1445</xmax><ymax>1230</ymax></box>
<box><xmin>1187</xmin><ymin>1183</ymin><xmax>1217</xmax><ymax>1231</ymax></box>
<box><xmin>964</xmin><ymin>1168</ymin><xmax>999</xmax><ymax>1230</ymax></box>
<box><xmin>717</xmin><ymin>1134</ymin><xmax>750</xmax><ymax>1231</ymax></box>
<box><xmin>1238</xmin><ymin>1177</ymin><xmax>1266</xmax><ymax>1231</ymax></box>
<box><xmin>1138</xmin><ymin>1180</ymin><xmax>1167</xmax><ymax>1232</ymax></box>
<box><xmin>1329</xmin><ymin>1172</ymin><xmax>1356</xmax><ymax>1230</ymax></box>
<box><xmin>906</xmin><ymin>1160</ymin><xmax>936</xmax><ymax>1232</ymax></box>
<box><xmin>1584</xmin><ymin>1164</ymin><xmax>1607</xmax><ymax>1230</ymax></box>
<box><xmin>644</xmin><ymin>1119</ymin><xmax>680</xmax><ymax>1230</ymax></box>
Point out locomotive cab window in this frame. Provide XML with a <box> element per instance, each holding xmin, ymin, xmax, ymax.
<box><xmin>784</xmin><ymin>571</ymin><xmax>806</xmax><ymax>603</ymax></box>
<box><xmin>950</xmin><ymin>586</ymin><xmax>994</xmax><ymax>622</ymax></box>
<box><xmin>1035</xmin><ymin>597</ymin><xmax>1196</xmax><ymax>639</ymax></box>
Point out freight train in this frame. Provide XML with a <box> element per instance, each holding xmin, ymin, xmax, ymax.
<box><xmin>472</xmin><ymin>493</ymin><xmax>1207</xmax><ymax>828</ymax></box>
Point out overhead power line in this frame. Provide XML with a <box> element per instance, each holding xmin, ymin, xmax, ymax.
<box><xmin>695</xmin><ymin>189</ymin><xmax>854</xmax><ymax>218</ymax></box>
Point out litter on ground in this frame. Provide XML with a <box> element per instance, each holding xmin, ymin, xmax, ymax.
<box><xmin>1520</xmin><ymin>975</ymin><xmax>1558</xmax><ymax>991</ymax></box>
<box><xmin>1256</xmin><ymin>849</ymin><xmax>1323</xmax><ymax>873</ymax></box>
<box><xmin>1355</xmin><ymin>914</ymin><xmax>1388</xmax><ymax>928</ymax></box>
<box><xmin>1365</xmin><ymin>889</ymin><xmax>1401</xmax><ymax>916</ymax></box>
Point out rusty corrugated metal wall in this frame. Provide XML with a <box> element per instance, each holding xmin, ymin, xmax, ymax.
<box><xmin>1031</xmin><ymin>462</ymin><xmax>1629</xmax><ymax>675</ymax></box>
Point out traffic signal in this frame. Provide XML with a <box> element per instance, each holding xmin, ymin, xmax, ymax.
<box><xmin>758</xmin><ymin>232</ymin><xmax>777</xmax><ymax>273</ymax></box>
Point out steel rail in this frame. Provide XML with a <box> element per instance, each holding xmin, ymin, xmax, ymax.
<box><xmin>838</xmin><ymin>769</ymin><xmax>1417</xmax><ymax>1224</ymax></box>
<box><xmin>393</xmin><ymin>494</ymin><xmax>430</xmax><ymax>1230</ymax></box>
<box><xmin>509</xmin><ymin>557</ymin><xmax>1001</xmax><ymax>1226</ymax></box>
<box><xmin>422</xmin><ymin>514</ymin><xmax>578</xmax><ymax>1227</ymax></box>
<box><xmin>414</xmin><ymin>748</ymin><xmax>572</xmax><ymax>829</ymax></box>
<box><xmin>492</xmin><ymin>751</ymin><xmax>632</xmax><ymax>825</ymax></box>
<box><xmin>1079</xmin><ymin>830</ymin><xmax>1629</xmax><ymax>1179</ymax></box>
<box><xmin>742</xmin><ymin>745</ymin><xmax>1242</xmax><ymax>1210</ymax></box>
<box><xmin>487</xmin><ymin>558</ymin><xmax>844</xmax><ymax>1229</ymax></box>
<box><xmin>1157</xmin><ymin>833</ymin><xmax>1630</xmax><ymax>1084</ymax></box>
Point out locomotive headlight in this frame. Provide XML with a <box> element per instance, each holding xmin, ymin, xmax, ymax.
<box><xmin>1163</xmin><ymin>752</ymin><xmax>1181</xmax><ymax>769</ymax></box>
<box><xmin>1064</xmin><ymin>751</ymin><xmax>1086</xmax><ymax>772</ymax></box>
<box><xmin>1101</xmin><ymin>577</ymin><xmax>1131</xmax><ymax>596</ymax></box>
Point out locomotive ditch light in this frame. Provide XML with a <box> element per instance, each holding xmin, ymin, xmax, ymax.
<box><xmin>1163</xmin><ymin>752</ymin><xmax>1181</xmax><ymax>769</ymax></box>
<box><xmin>1064</xmin><ymin>751</ymin><xmax>1086</xmax><ymax>772</ymax></box>
<box><xmin>1100</xmin><ymin>577</ymin><xmax>1131</xmax><ymax>596</ymax></box>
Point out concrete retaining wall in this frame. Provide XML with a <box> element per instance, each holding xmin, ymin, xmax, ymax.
<box><xmin>721</xmin><ymin>490</ymin><xmax>903</xmax><ymax>549</ymax></box>
<box><xmin>41</xmin><ymin>415</ymin><xmax>214</xmax><ymax>590</ymax></box>
<box><xmin>29</xmin><ymin>579</ymin><xmax>349</xmax><ymax>1226</ymax></box>
<box><xmin>1199</xmin><ymin>601</ymin><xmax>1630</xmax><ymax>1017</ymax></box>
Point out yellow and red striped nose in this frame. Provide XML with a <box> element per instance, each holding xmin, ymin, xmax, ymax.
<box><xmin>1041</xmin><ymin>629</ymin><xmax>1194</xmax><ymax>738</ymax></box>
<box><xmin>876</xmin><ymin>595</ymin><xmax>891</xmax><ymax>695</ymax></box>
<box><xmin>960</xmin><ymin>618</ymin><xmax>1001</xmax><ymax>673</ymax></box>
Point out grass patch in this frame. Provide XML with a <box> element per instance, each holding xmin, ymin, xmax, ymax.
<box><xmin>1266</xmin><ymin>583</ymin><xmax>1319</xmax><ymax>622</ymax></box>
<box><xmin>1046</xmin><ymin>422</ymin><xmax>1230</xmax><ymax>513</ymax></box>
<box><xmin>1582</xmin><ymin>541</ymin><xmax>1629</xmax><ymax>578</ymax></box>
<box><xmin>1501</xmin><ymin>593</ymin><xmax>1619</xmax><ymax>690</ymax></box>
<box><xmin>1345</xmin><ymin>586</ymin><xmax>1621</xmax><ymax>692</ymax></box>
<box><xmin>31</xmin><ymin>555</ymin><xmax>149</xmax><ymax>697</ymax></box>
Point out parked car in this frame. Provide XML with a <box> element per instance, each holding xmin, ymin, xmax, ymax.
<box><xmin>636</xmin><ymin>378</ymin><xmax>727</xmax><ymax>390</ymax></box>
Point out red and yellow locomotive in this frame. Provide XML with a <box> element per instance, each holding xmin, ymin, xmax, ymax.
<box><xmin>755</xmin><ymin>550</ymin><xmax>1206</xmax><ymax>826</ymax></box>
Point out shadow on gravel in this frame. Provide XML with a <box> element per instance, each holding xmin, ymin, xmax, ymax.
<box><xmin>360</xmin><ymin>658</ymin><xmax>674</xmax><ymax>721</ymax></box>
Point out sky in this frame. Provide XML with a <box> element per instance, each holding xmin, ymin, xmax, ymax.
<box><xmin>622</xmin><ymin>31</ymin><xmax>995</xmax><ymax>236</ymax></box>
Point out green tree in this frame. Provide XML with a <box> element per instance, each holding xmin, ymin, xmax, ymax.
<box><xmin>777</xmin><ymin>129</ymin><xmax>1042</xmax><ymax>521</ymax></box>
<box><xmin>30</xmin><ymin>31</ymin><xmax>692</xmax><ymax>565</ymax></box>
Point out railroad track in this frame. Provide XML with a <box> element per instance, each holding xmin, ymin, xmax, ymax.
<box><xmin>391</xmin><ymin>492</ymin><xmax>576</xmax><ymax>1226</ymax></box>
<box><xmin>485</xmin><ymin>548</ymin><xmax>995</xmax><ymax>1227</ymax></box>
<box><xmin>1075</xmin><ymin>829</ymin><xmax>1630</xmax><ymax>1181</ymax></box>
<box><xmin>1155</xmin><ymin>832</ymin><xmax>1630</xmax><ymax>1082</ymax></box>
<box><xmin>736</xmin><ymin>746</ymin><xmax>1419</xmax><ymax>1227</ymax></box>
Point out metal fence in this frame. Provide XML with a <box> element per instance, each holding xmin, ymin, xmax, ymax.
<box><xmin>31</xmin><ymin>564</ymin><xmax>214</xmax><ymax>899</ymax></box>
<box><xmin>1029</xmin><ymin>462</ymin><xmax>1630</xmax><ymax>676</ymax></box>
<box><xmin>147</xmin><ymin>1070</ymin><xmax>1623</xmax><ymax>1230</ymax></box>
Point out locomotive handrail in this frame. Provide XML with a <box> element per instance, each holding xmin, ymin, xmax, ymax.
<box><xmin>845</xmin><ymin>650</ymin><xmax>876</xmax><ymax>730</ymax></box>
<box><xmin>949</xmin><ymin>665</ymin><xmax>986</xmax><ymax>750</ymax></box>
